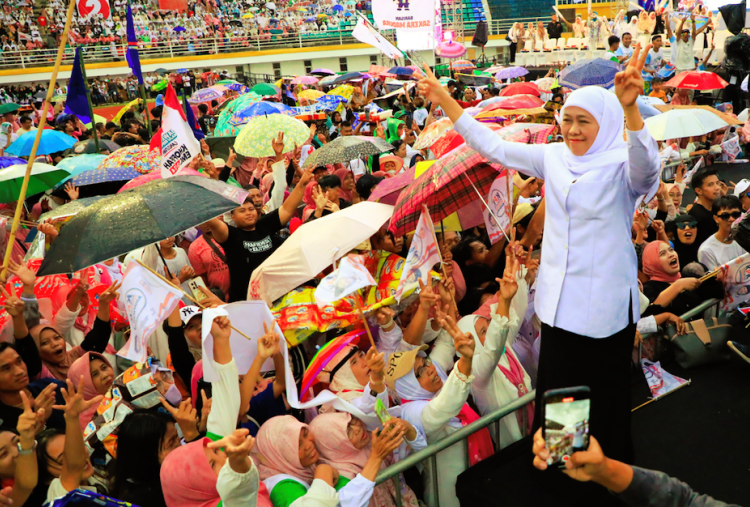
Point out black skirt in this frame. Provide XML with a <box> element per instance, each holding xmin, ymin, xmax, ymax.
<box><xmin>533</xmin><ymin>321</ymin><xmax>636</xmax><ymax>464</ymax></box>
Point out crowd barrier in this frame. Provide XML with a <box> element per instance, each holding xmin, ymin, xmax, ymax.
<box><xmin>375</xmin><ymin>297</ymin><xmax>723</xmax><ymax>507</ymax></box>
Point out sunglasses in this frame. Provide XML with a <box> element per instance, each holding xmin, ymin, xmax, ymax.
<box><xmin>676</xmin><ymin>221</ymin><xmax>697</xmax><ymax>229</ymax></box>
<box><xmin>717</xmin><ymin>211</ymin><xmax>742</xmax><ymax>221</ymax></box>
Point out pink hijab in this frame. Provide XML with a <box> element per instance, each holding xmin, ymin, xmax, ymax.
<box><xmin>68</xmin><ymin>352</ymin><xmax>111</xmax><ymax>431</ymax></box>
<box><xmin>302</xmin><ymin>181</ymin><xmax>319</xmax><ymax>222</ymax></box>
<box><xmin>333</xmin><ymin>168</ymin><xmax>353</xmax><ymax>202</ymax></box>
<box><xmin>642</xmin><ymin>241</ymin><xmax>681</xmax><ymax>283</ymax></box>
<box><xmin>160</xmin><ymin>438</ymin><xmax>218</xmax><ymax>507</ymax></box>
<box><xmin>308</xmin><ymin>413</ymin><xmax>369</xmax><ymax>480</ymax></box>
<box><xmin>260</xmin><ymin>173</ymin><xmax>275</xmax><ymax>204</ymax></box>
<box><xmin>254</xmin><ymin>415</ymin><xmax>315</xmax><ymax>483</ymax></box>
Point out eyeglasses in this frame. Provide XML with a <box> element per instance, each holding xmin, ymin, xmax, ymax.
<box><xmin>415</xmin><ymin>358</ymin><xmax>433</xmax><ymax>380</ymax></box>
<box><xmin>676</xmin><ymin>221</ymin><xmax>697</xmax><ymax>230</ymax></box>
<box><xmin>716</xmin><ymin>211</ymin><xmax>742</xmax><ymax>221</ymax></box>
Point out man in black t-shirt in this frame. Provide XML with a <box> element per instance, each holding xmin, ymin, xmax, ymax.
<box><xmin>207</xmin><ymin>132</ymin><xmax>313</xmax><ymax>302</ymax></box>
<box><xmin>688</xmin><ymin>167</ymin><xmax>721</xmax><ymax>248</ymax></box>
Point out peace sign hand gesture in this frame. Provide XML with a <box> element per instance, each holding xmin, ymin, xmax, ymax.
<box><xmin>417</xmin><ymin>63</ymin><xmax>450</xmax><ymax>107</ymax></box>
<box><xmin>18</xmin><ymin>390</ymin><xmax>46</xmax><ymax>441</ymax></box>
<box><xmin>54</xmin><ymin>376</ymin><xmax>103</xmax><ymax>421</ymax></box>
<box><xmin>614</xmin><ymin>43</ymin><xmax>651</xmax><ymax>110</ymax></box>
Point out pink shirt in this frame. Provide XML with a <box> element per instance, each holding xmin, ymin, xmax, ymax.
<box><xmin>188</xmin><ymin>236</ymin><xmax>230</xmax><ymax>298</ymax></box>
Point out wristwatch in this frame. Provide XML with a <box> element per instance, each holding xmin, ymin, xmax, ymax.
<box><xmin>17</xmin><ymin>440</ymin><xmax>37</xmax><ymax>456</ymax></box>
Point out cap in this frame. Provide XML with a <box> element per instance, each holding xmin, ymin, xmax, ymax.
<box><xmin>512</xmin><ymin>202</ymin><xmax>534</xmax><ymax>225</ymax></box>
<box><xmin>734</xmin><ymin>179</ymin><xmax>750</xmax><ymax>198</ymax></box>
<box><xmin>385</xmin><ymin>344</ymin><xmax>428</xmax><ymax>390</ymax></box>
<box><xmin>180</xmin><ymin>305</ymin><xmax>202</xmax><ymax>325</ymax></box>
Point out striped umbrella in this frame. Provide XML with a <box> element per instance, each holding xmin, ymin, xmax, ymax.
<box><xmin>497</xmin><ymin>123</ymin><xmax>556</xmax><ymax>143</ymax></box>
<box><xmin>558</xmin><ymin>58</ymin><xmax>622</xmax><ymax>90</ymax></box>
<box><xmin>451</xmin><ymin>59</ymin><xmax>476</xmax><ymax>70</ymax></box>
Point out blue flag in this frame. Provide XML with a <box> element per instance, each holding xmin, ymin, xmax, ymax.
<box><xmin>184</xmin><ymin>99</ymin><xmax>205</xmax><ymax>140</ymax></box>
<box><xmin>126</xmin><ymin>4</ymin><xmax>143</xmax><ymax>85</ymax></box>
<box><xmin>63</xmin><ymin>47</ymin><xmax>91</xmax><ymax>125</ymax></box>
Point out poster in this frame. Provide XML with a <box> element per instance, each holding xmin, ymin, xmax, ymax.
<box><xmin>372</xmin><ymin>0</ymin><xmax>435</xmax><ymax>32</ymax></box>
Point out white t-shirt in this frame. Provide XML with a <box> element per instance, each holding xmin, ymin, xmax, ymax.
<box><xmin>413</xmin><ymin>108</ymin><xmax>428</xmax><ymax>127</ymax></box>
<box><xmin>672</xmin><ymin>36</ymin><xmax>696</xmax><ymax>71</ymax></box>
<box><xmin>697</xmin><ymin>235</ymin><xmax>747</xmax><ymax>271</ymax></box>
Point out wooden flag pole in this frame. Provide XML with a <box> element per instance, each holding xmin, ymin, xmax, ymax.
<box><xmin>424</xmin><ymin>204</ymin><xmax>459</xmax><ymax>317</ymax></box>
<box><xmin>0</xmin><ymin>0</ymin><xmax>76</xmax><ymax>280</ymax></box>
<box><xmin>354</xmin><ymin>299</ymin><xmax>378</xmax><ymax>353</ymax></box>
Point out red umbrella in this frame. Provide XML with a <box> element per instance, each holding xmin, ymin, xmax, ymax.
<box><xmin>499</xmin><ymin>82</ymin><xmax>540</xmax><ymax>97</ymax></box>
<box><xmin>430</xmin><ymin>123</ymin><xmax>504</xmax><ymax>158</ymax></box>
<box><xmin>665</xmin><ymin>71</ymin><xmax>728</xmax><ymax>91</ymax></box>
<box><xmin>481</xmin><ymin>94</ymin><xmax>545</xmax><ymax>112</ymax></box>
<box><xmin>389</xmin><ymin>145</ymin><xmax>506</xmax><ymax>236</ymax></box>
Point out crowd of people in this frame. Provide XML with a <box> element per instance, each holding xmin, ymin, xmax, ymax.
<box><xmin>0</xmin><ymin>19</ymin><xmax>748</xmax><ymax>507</ymax></box>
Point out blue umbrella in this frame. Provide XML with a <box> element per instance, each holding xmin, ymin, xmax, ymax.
<box><xmin>229</xmin><ymin>101</ymin><xmax>294</xmax><ymax>127</ymax></box>
<box><xmin>305</xmin><ymin>16</ymin><xmax>316</xmax><ymax>21</ymax></box>
<box><xmin>332</xmin><ymin>4</ymin><xmax>343</xmax><ymax>11</ymax></box>
<box><xmin>0</xmin><ymin>156</ymin><xmax>26</xmax><ymax>169</ymax></box>
<box><xmin>494</xmin><ymin>66</ymin><xmax>529</xmax><ymax>80</ymax></box>
<box><xmin>316</xmin><ymin>94</ymin><xmax>348</xmax><ymax>111</ymax></box>
<box><xmin>173</xmin><ymin>26</ymin><xmax>186</xmax><ymax>32</ymax></box>
<box><xmin>55</xmin><ymin>166</ymin><xmax>142</xmax><ymax>198</ymax></box>
<box><xmin>6</xmin><ymin>130</ymin><xmax>77</xmax><ymax>157</ymax></box>
<box><xmin>387</xmin><ymin>66</ymin><xmax>414</xmax><ymax>76</ymax></box>
<box><xmin>177</xmin><ymin>68</ymin><xmax>189</xmax><ymax>73</ymax></box>
<box><xmin>55</xmin><ymin>154</ymin><xmax>108</xmax><ymax>184</ymax></box>
<box><xmin>226</xmin><ymin>83</ymin><xmax>249</xmax><ymax>93</ymax></box>
<box><xmin>558</xmin><ymin>58</ymin><xmax>623</xmax><ymax>90</ymax></box>
<box><xmin>344</xmin><ymin>12</ymin><xmax>352</xmax><ymax>16</ymax></box>
<box><xmin>332</xmin><ymin>71</ymin><xmax>368</xmax><ymax>84</ymax></box>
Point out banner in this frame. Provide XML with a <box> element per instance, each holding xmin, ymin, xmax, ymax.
<box><xmin>395</xmin><ymin>209</ymin><xmax>441</xmax><ymax>302</ymax></box>
<box><xmin>372</xmin><ymin>0</ymin><xmax>434</xmax><ymax>32</ymax></box>
<box><xmin>116</xmin><ymin>262</ymin><xmax>183</xmax><ymax>363</ymax></box>
<box><xmin>682</xmin><ymin>156</ymin><xmax>704</xmax><ymax>185</ymax></box>
<box><xmin>352</xmin><ymin>15</ymin><xmax>404</xmax><ymax>58</ymax></box>
<box><xmin>314</xmin><ymin>255</ymin><xmax>377</xmax><ymax>306</ymax></box>
<box><xmin>125</xmin><ymin>4</ymin><xmax>143</xmax><ymax>85</ymax></box>
<box><xmin>721</xmin><ymin>135</ymin><xmax>741</xmax><ymax>162</ymax></box>
<box><xmin>64</xmin><ymin>48</ymin><xmax>91</xmax><ymax>125</ymax></box>
<box><xmin>484</xmin><ymin>172</ymin><xmax>511</xmax><ymax>245</ymax></box>
<box><xmin>160</xmin><ymin>84</ymin><xmax>201</xmax><ymax>179</ymax></box>
<box><xmin>77</xmin><ymin>0</ymin><xmax>110</xmax><ymax>20</ymax></box>
<box><xmin>718</xmin><ymin>252</ymin><xmax>750</xmax><ymax>311</ymax></box>
<box><xmin>641</xmin><ymin>359</ymin><xmax>688</xmax><ymax>398</ymax></box>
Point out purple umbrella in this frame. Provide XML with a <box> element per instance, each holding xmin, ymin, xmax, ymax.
<box><xmin>310</xmin><ymin>68</ymin><xmax>336</xmax><ymax>76</ymax></box>
<box><xmin>495</xmin><ymin>66</ymin><xmax>529</xmax><ymax>80</ymax></box>
<box><xmin>0</xmin><ymin>156</ymin><xmax>26</xmax><ymax>169</ymax></box>
<box><xmin>173</xmin><ymin>26</ymin><xmax>186</xmax><ymax>32</ymax></box>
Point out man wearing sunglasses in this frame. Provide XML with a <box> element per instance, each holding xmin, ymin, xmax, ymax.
<box><xmin>697</xmin><ymin>195</ymin><xmax>748</xmax><ymax>270</ymax></box>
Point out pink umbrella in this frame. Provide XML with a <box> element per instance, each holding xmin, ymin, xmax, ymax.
<box><xmin>291</xmin><ymin>75</ymin><xmax>319</xmax><ymax>85</ymax></box>
<box><xmin>117</xmin><ymin>167</ymin><xmax>202</xmax><ymax>193</ymax></box>
<box><xmin>436</xmin><ymin>40</ymin><xmax>466</xmax><ymax>58</ymax></box>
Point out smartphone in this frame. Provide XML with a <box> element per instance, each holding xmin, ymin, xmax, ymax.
<box><xmin>405</xmin><ymin>116</ymin><xmax>413</xmax><ymax>130</ymax></box>
<box><xmin>365</xmin><ymin>109</ymin><xmax>370</xmax><ymax>122</ymax></box>
<box><xmin>188</xmin><ymin>277</ymin><xmax>208</xmax><ymax>302</ymax></box>
<box><xmin>543</xmin><ymin>386</ymin><xmax>591</xmax><ymax>467</ymax></box>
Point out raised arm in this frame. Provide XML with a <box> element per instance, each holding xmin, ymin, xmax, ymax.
<box><xmin>274</xmin><ymin>133</ymin><xmax>314</xmax><ymax>226</ymax></box>
<box><xmin>207</xmin><ymin>314</ymin><xmax>242</xmax><ymax>437</ymax></box>
<box><xmin>239</xmin><ymin>323</ymin><xmax>279</xmax><ymax>415</ymax></box>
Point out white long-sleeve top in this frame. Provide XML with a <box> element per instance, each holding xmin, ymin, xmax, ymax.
<box><xmin>217</xmin><ymin>459</ymin><xmax>261</xmax><ymax>507</ymax></box>
<box><xmin>454</xmin><ymin>113</ymin><xmax>660</xmax><ymax>338</ymax></box>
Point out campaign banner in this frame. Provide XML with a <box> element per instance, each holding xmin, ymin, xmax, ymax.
<box><xmin>641</xmin><ymin>359</ymin><xmax>688</xmax><ymax>398</ymax></box>
<box><xmin>160</xmin><ymin>83</ymin><xmax>201</xmax><ymax>179</ymax></box>
<box><xmin>315</xmin><ymin>255</ymin><xmax>377</xmax><ymax>306</ymax></box>
<box><xmin>719</xmin><ymin>252</ymin><xmax>750</xmax><ymax>311</ymax></box>
<box><xmin>372</xmin><ymin>0</ymin><xmax>434</xmax><ymax>32</ymax></box>
<box><xmin>484</xmin><ymin>172</ymin><xmax>511</xmax><ymax>245</ymax></box>
<box><xmin>77</xmin><ymin>0</ymin><xmax>111</xmax><ymax>20</ymax></box>
<box><xmin>395</xmin><ymin>209</ymin><xmax>440</xmax><ymax>302</ymax></box>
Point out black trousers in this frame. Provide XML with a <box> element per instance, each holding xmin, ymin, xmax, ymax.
<box><xmin>533</xmin><ymin>321</ymin><xmax>636</xmax><ymax>464</ymax></box>
<box><xmin>509</xmin><ymin>41</ymin><xmax>517</xmax><ymax>63</ymax></box>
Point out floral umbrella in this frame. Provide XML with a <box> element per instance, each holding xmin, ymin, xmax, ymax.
<box><xmin>215</xmin><ymin>93</ymin><xmax>263</xmax><ymax>136</ymax></box>
<box><xmin>298</xmin><ymin>89</ymin><xmax>325</xmax><ymax>101</ymax></box>
<box><xmin>413</xmin><ymin>118</ymin><xmax>453</xmax><ymax>150</ymax></box>
<box><xmin>291</xmin><ymin>75</ymin><xmax>319</xmax><ymax>85</ymax></box>
<box><xmin>96</xmin><ymin>145</ymin><xmax>160</xmax><ymax>175</ymax></box>
<box><xmin>188</xmin><ymin>88</ymin><xmax>224</xmax><ymax>104</ymax></box>
<box><xmin>234</xmin><ymin>114</ymin><xmax>310</xmax><ymax>158</ymax></box>
<box><xmin>229</xmin><ymin>101</ymin><xmax>295</xmax><ymax>127</ymax></box>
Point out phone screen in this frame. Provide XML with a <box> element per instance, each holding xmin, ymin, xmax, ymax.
<box><xmin>543</xmin><ymin>387</ymin><xmax>591</xmax><ymax>467</ymax></box>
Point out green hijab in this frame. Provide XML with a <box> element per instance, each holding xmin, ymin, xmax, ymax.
<box><xmin>386</xmin><ymin>118</ymin><xmax>404</xmax><ymax>145</ymax></box>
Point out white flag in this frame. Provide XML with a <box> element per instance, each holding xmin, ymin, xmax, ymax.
<box><xmin>682</xmin><ymin>156</ymin><xmax>704</xmax><ymax>185</ymax></box>
<box><xmin>116</xmin><ymin>262</ymin><xmax>184</xmax><ymax>363</ymax></box>
<box><xmin>160</xmin><ymin>83</ymin><xmax>201</xmax><ymax>179</ymax></box>
<box><xmin>395</xmin><ymin>209</ymin><xmax>441</xmax><ymax>302</ymax></box>
<box><xmin>719</xmin><ymin>252</ymin><xmax>750</xmax><ymax>311</ymax></box>
<box><xmin>641</xmin><ymin>359</ymin><xmax>688</xmax><ymax>398</ymax></box>
<box><xmin>721</xmin><ymin>135</ymin><xmax>741</xmax><ymax>162</ymax></box>
<box><xmin>352</xmin><ymin>15</ymin><xmax>404</xmax><ymax>59</ymax></box>
<box><xmin>314</xmin><ymin>255</ymin><xmax>377</xmax><ymax>307</ymax></box>
<box><xmin>484</xmin><ymin>172</ymin><xmax>511</xmax><ymax>245</ymax></box>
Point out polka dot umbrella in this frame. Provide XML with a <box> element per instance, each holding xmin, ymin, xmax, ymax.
<box><xmin>96</xmin><ymin>145</ymin><xmax>160</xmax><ymax>175</ymax></box>
<box><xmin>234</xmin><ymin>114</ymin><xmax>310</xmax><ymax>158</ymax></box>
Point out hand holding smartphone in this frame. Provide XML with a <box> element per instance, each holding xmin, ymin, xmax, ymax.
<box><xmin>543</xmin><ymin>386</ymin><xmax>591</xmax><ymax>467</ymax></box>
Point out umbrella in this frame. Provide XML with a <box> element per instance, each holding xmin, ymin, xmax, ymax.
<box><xmin>34</xmin><ymin>91</ymin><xmax>46</xmax><ymax>100</ymax></box>
<box><xmin>228</xmin><ymin>101</ymin><xmax>294</xmax><ymax>127</ymax></box>
<box><xmin>155</xmin><ymin>68</ymin><xmax>168</xmax><ymax>75</ymax></box>
<box><xmin>319</xmin><ymin>75</ymin><xmax>339</xmax><ymax>86</ymax></box>
<box><xmin>389</xmin><ymin>145</ymin><xmax>506</xmax><ymax>236</ymax></box>
<box><xmin>367</xmin><ymin>167</ymin><xmax>417</xmax><ymax>205</ymax></box>
<box><xmin>497</xmin><ymin>123</ymin><xmax>555</xmax><ymax>143</ymax></box>
<box><xmin>50</xmin><ymin>94</ymin><xmax>67</xmax><ymax>103</ymax></box>
<box><xmin>534</xmin><ymin>77</ymin><xmax>559</xmax><ymax>92</ymax></box>
<box><xmin>5</xmin><ymin>130</ymin><xmax>76</xmax><ymax>156</ymax></box>
<box><xmin>215</xmin><ymin>93</ymin><xmax>263</xmax><ymax>137</ymax></box>
<box><xmin>216</xmin><ymin>79</ymin><xmax>240</xmax><ymax>85</ymax></box>
<box><xmin>151</xmin><ymin>80</ymin><xmax>168</xmax><ymax>92</ymax></box>
<box><xmin>97</xmin><ymin>145</ymin><xmax>160</xmax><ymax>175</ymax></box>
<box><xmin>38</xmin><ymin>195</ymin><xmax>108</xmax><ymax>222</ymax></box>
<box><xmin>332</xmin><ymin>4</ymin><xmax>344</xmax><ymax>11</ymax></box>
<box><xmin>333</xmin><ymin>72</ymin><xmax>368</xmax><ymax>84</ymax></box>
<box><xmin>479</xmin><ymin>95</ymin><xmax>545</xmax><ymax>111</ymax></box>
<box><xmin>188</xmin><ymin>88</ymin><xmax>225</xmax><ymax>104</ymax></box>
<box><xmin>0</xmin><ymin>156</ymin><xmax>26</xmax><ymax>169</ymax></box>
<box><xmin>173</xmin><ymin>26</ymin><xmax>186</xmax><ymax>32</ymax></box>
<box><xmin>303</xmin><ymin>136</ymin><xmax>393</xmax><ymax>168</ymax></box>
<box><xmin>327</xmin><ymin>85</ymin><xmax>354</xmax><ymax>101</ymax></box>
<box><xmin>0</xmin><ymin>103</ymin><xmax>20</xmax><ymax>115</ymax></box>
<box><xmin>495</xmin><ymin>67</ymin><xmax>529</xmax><ymax>80</ymax></box>
<box><xmin>229</xmin><ymin>19</ymin><xmax>243</xmax><ymax>26</ymax></box>
<box><xmin>310</xmin><ymin>68</ymin><xmax>336</xmax><ymax>76</ymax></box>
<box><xmin>65</xmin><ymin>138</ymin><xmax>121</xmax><ymax>155</ymax></box>
<box><xmin>56</xmin><ymin>154</ymin><xmax>108</xmax><ymax>182</ymax></box>
<box><xmin>429</xmin><ymin>123</ymin><xmax>504</xmax><ymax>159</ymax></box>
<box><xmin>226</xmin><ymin>83</ymin><xmax>249</xmax><ymax>93</ymax></box>
<box><xmin>234</xmin><ymin>114</ymin><xmax>310</xmax><ymax>158</ymax></box>
<box><xmin>451</xmin><ymin>59</ymin><xmax>476</xmax><ymax>70</ymax></box>
<box><xmin>291</xmin><ymin>76</ymin><xmax>319</xmax><ymax>85</ymax></box>
<box><xmin>739</xmin><ymin>108</ymin><xmax>749</xmax><ymax>123</ymax></box>
<box><xmin>635</xmin><ymin>95</ymin><xmax>664</xmax><ymax>120</ymax></box>
<box><xmin>298</xmin><ymin>89</ymin><xmax>325</xmax><ymax>101</ymax></box>
<box><xmin>83</xmin><ymin>114</ymin><xmax>108</xmax><ymax>129</ymax></box>
<box><xmin>300</xmin><ymin>328</ymin><xmax>365</xmax><ymax>395</ymax></box>
<box><xmin>37</xmin><ymin>176</ymin><xmax>249</xmax><ymax>276</ymax></box>
<box><xmin>644</xmin><ymin>109</ymin><xmax>729</xmax><ymax>141</ymax></box>
<box><xmin>55</xmin><ymin>166</ymin><xmax>143</xmax><ymax>198</ymax></box>
<box><xmin>457</xmin><ymin>74</ymin><xmax>492</xmax><ymax>86</ymax></box>
<box><xmin>413</xmin><ymin>118</ymin><xmax>453</xmax><ymax>150</ymax></box>
<box><xmin>251</xmin><ymin>83</ymin><xmax>280</xmax><ymax>96</ymax></box>
<box><xmin>249</xmin><ymin>201</ymin><xmax>394</xmax><ymax>304</ymax></box>
<box><xmin>498</xmin><ymin>82</ymin><xmax>540</xmax><ymax>97</ymax></box>
<box><xmin>436</xmin><ymin>40</ymin><xmax>466</xmax><ymax>58</ymax></box>
<box><xmin>558</xmin><ymin>58</ymin><xmax>622</xmax><ymax>90</ymax></box>
<box><xmin>0</xmin><ymin>163</ymin><xmax>71</xmax><ymax>203</ymax></box>
<box><xmin>385</xmin><ymin>66</ymin><xmax>414</xmax><ymax>77</ymax></box>
<box><xmin>664</xmin><ymin>70</ymin><xmax>729</xmax><ymax>91</ymax></box>
<box><xmin>112</xmin><ymin>98</ymin><xmax>142</xmax><ymax>125</ymax></box>
<box><xmin>117</xmin><ymin>167</ymin><xmax>201</xmax><ymax>193</ymax></box>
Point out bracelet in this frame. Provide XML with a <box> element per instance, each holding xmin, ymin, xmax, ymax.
<box><xmin>377</xmin><ymin>317</ymin><xmax>394</xmax><ymax>329</ymax></box>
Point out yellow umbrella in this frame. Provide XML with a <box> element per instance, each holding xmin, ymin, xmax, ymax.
<box><xmin>242</xmin><ymin>12</ymin><xmax>253</xmax><ymax>17</ymax></box>
<box><xmin>112</xmin><ymin>98</ymin><xmax>142</xmax><ymax>125</ymax></box>
<box><xmin>327</xmin><ymin>85</ymin><xmax>354</xmax><ymax>113</ymax></box>
<box><xmin>298</xmin><ymin>89</ymin><xmax>324</xmax><ymax>101</ymax></box>
<box><xmin>83</xmin><ymin>114</ymin><xmax>108</xmax><ymax>129</ymax></box>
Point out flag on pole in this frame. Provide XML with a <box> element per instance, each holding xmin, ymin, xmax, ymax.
<box><xmin>160</xmin><ymin>83</ymin><xmax>202</xmax><ymax>179</ymax></box>
<box><xmin>682</xmin><ymin>156</ymin><xmax>704</xmax><ymax>185</ymax></box>
<box><xmin>126</xmin><ymin>4</ymin><xmax>144</xmax><ymax>85</ymax></box>
<box><xmin>314</xmin><ymin>255</ymin><xmax>377</xmax><ymax>307</ymax></box>
<box><xmin>116</xmin><ymin>262</ymin><xmax>183</xmax><ymax>363</ymax></box>
<box><xmin>184</xmin><ymin>100</ymin><xmax>205</xmax><ymax>141</ymax></box>
<box><xmin>63</xmin><ymin>47</ymin><xmax>91</xmax><ymax>125</ymax></box>
<box><xmin>352</xmin><ymin>14</ymin><xmax>404</xmax><ymax>59</ymax></box>
<box><xmin>483</xmin><ymin>172</ymin><xmax>511</xmax><ymax>245</ymax></box>
<box><xmin>395</xmin><ymin>209</ymin><xmax>441</xmax><ymax>302</ymax></box>
<box><xmin>641</xmin><ymin>359</ymin><xmax>688</xmax><ymax>398</ymax></box>
<box><xmin>718</xmin><ymin>252</ymin><xmax>750</xmax><ymax>311</ymax></box>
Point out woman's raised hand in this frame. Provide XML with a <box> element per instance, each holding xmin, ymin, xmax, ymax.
<box><xmin>614</xmin><ymin>43</ymin><xmax>651</xmax><ymax>109</ymax></box>
<box><xmin>417</xmin><ymin>64</ymin><xmax>450</xmax><ymax>107</ymax></box>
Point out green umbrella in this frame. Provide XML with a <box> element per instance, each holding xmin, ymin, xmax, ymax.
<box><xmin>234</xmin><ymin>115</ymin><xmax>310</xmax><ymax>158</ymax></box>
<box><xmin>37</xmin><ymin>176</ymin><xmax>248</xmax><ymax>276</ymax></box>
<box><xmin>217</xmin><ymin>79</ymin><xmax>240</xmax><ymax>85</ymax></box>
<box><xmin>215</xmin><ymin>92</ymin><xmax>262</xmax><ymax>136</ymax></box>
<box><xmin>39</xmin><ymin>195</ymin><xmax>108</xmax><ymax>221</ymax></box>
<box><xmin>0</xmin><ymin>103</ymin><xmax>20</xmax><ymax>115</ymax></box>
<box><xmin>151</xmin><ymin>80</ymin><xmax>168</xmax><ymax>92</ymax></box>
<box><xmin>303</xmin><ymin>136</ymin><xmax>393</xmax><ymax>168</ymax></box>
<box><xmin>250</xmin><ymin>83</ymin><xmax>280</xmax><ymax>96</ymax></box>
<box><xmin>0</xmin><ymin>163</ymin><xmax>71</xmax><ymax>203</ymax></box>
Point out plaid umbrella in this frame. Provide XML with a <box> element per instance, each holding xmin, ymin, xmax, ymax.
<box><xmin>413</xmin><ymin>118</ymin><xmax>453</xmax><ymax>150</ymax></box>
<box><xmin>430</xmin><ymin>123</ymin><xmax>503</xmax><ymax>158</ymax></box>
<box><xmin>495</xmin><ymin>67</ymin><xmax>529</xmax><ymax>80</ymax></box>
<box><xmin>97</xmin><ymin>145</ymin><xmax>160</xmax><ymax>175</ymax></box>
<box><xmin>499</xmin><ymin>82</ymin><xmax>540</xmax><ymax>97</ymax></box>
<box><xmin>558</xmin><ymin>58</ymin><xmax>622</xmax><ymax>90</ymax></box>
<box><xmin>389</xmin><ymin>148</ymin><xmax>505</xmax><ymax>236</ymax></box>
<box><xmin>234</xmin><ymin>114</ymin><xmax>310</xmax><ymax>158</ymax></box>
<box><xmin>303</xmin><ymin>136</ymin><xmax>393</xmax><ymax>168</ymax></box>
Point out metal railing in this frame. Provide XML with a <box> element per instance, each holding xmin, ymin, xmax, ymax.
<box><xmin>679</xmin><ymin>297</ymin><xmax>722</xmax><ymax>321</ymax></box>
<box><xmin>375</xmin><ymin>391</ymin><xmax>536</xmax><ymax>507</ymax></box>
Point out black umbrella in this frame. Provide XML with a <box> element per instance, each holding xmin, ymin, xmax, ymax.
<box><xmin>64</xmin><ymin>138</ymin><xmax>122</xmax><ymax>155</ymax></box>
<box><xmin>303</xmin><ymin>136</ymin><xmax>393</xmax><ymax>169</ymax></box>
<box><xmin>39</xmin><ymin>195</ymin><xmax>108</xmax><ymax>221</ymax></box>
<box><xmin>37</xmin><ymin>176</ymin><xmax>248</xmax><ymax>276</ymax></box>
<box><xmin>332</xmin><ymin>72</ymin><xmax>368</xmax><ymax>84</ymax></box>
<box><xmin>229</xmin><ymin>19</ymin><xmax>243</xmax><ymax>26</ymax></box>
<box><xmin>456</xmin><ymin>73</ymin><xmax>493</xmax><ymax>86</ymax></box>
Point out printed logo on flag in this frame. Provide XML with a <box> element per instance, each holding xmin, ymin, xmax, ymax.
<box><xmin>77</xmin><ymin>0</ymin><xmax>111</xmax><ymax>19</ymax></box>
<box><xmin>395</xmin><ymin>210</ymin><xmax>441</xmax><ymax>302</ymax></box>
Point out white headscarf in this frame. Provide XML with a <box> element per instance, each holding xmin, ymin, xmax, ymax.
<box><xmin>329</xmin><ymin>360</ymin><xmax>365</xmax><ymax>401</ymax></box>
<box><xmin>558</xmin><ymin>86</ymin><xmax>629</xmax><ymax>175</ymax></box>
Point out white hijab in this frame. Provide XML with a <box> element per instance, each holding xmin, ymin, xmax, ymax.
<box><xmin>329</xmin><ymin>360</ymin><xmax>365</xmax><ymax>401</ymax></box>
<box><xmin>557</xmin><ymin>86</ymin><xmax>629</xmax><ymax>175</ymax></box>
